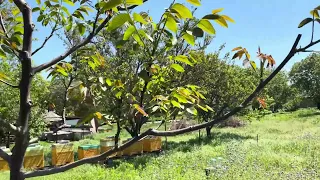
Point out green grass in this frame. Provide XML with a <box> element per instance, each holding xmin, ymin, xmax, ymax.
<box><xmin>1</xmin><ymin>108</ymin><xmax>320</xmax><ymax>179</ymax></box>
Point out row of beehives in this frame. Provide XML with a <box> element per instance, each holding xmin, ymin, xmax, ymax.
<box><xmin>0</xmin><ymin>136</ymin><xmax>162</xmax><ymax>171</ymax></box>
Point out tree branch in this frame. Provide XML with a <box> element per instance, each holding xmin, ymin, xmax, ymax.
<box><xmin>13</xmin><ymin>0</ymin><xmax>33</xmax><ymax>53</ymax></box>
<box><xmin>0</xmin><ymin>148</ymin><xmax>11</xmax><ymax>164</ymax></box>
<box><xmin>24</xmin><ymin>34</ymin><xmax>303</xmax><ymax>179</ymax></box>
<box><xmin>32</xmin><ymin>12</ymin><xmax>111</xmax><ymax>74</ymax></box>
<box><xmin>32</xmin><ymin>25</ymin><xmax>59</xmax><ymax>56</ymax></box>
<box><xmin>150</xmin><ymin>34</ymin><xmax>302</xmax><ymax>136</ymax></box>
<box><xmin>0</xmin><ymin>118</ymin><xmax>19</xmax><ymax>134</ymax></box>
<box><xmin>0</xmin><ymin>79</ymin><xmax>19</xmax><ymax>88</ymax></box>
<box><xmin>296</xmin><ymin>38</ymin><xmax>320</xmax><ymax>52</ymax></box>
<box><xmin>24</xmin><ymin>129</ymin><xmax>153</xmax><ymax>178</ymax></box>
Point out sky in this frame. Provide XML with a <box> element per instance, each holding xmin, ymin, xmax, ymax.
<box><xmin>28</xmin><ymin>0</ymin><xmax>320</xmax><ymax>77</ymax></box>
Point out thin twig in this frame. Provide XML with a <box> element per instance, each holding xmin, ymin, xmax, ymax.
<box><xmin>32</xmin><ymin>10</ymin><xmax>110</xmax><ymax>74</ymax></box>
<box><xmin>32</xmin><ymin>25</ymin><xmax>60</xmax><ymax>56</ymax></box>
<box><xmin>311</xmin><ymin>13</ymin><xmax>315</xmax><ymax>43</ymax></box>
<box><xmin>0</xmin><ymin>79</ymin><xmax>19</xmax><ymax>88</ymax></box>
<box><xmin>296</xmin><ymin>38</ymin><xmax>320</xmax><ymax>52</ymax></box>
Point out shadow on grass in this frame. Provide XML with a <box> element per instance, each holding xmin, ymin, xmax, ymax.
<box><xmin>106</xmin><ymin>132</ymin><xmax>253</xmax><ymax>169</ymax></box>
<box><xmin>165</xmin><ymin>132</ymin><xmax>253</xmax><ymax>153</ymax></box>
<box><xmin>297</xmin><ymin>111</ymin><xmax>320</xmax><ymax>118</ymax></box>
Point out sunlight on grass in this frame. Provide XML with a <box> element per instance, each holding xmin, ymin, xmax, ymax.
<box><xmin>1</xmin><ymin>108</ymin><xmax>320</xmax><ymax>179</ymax></box>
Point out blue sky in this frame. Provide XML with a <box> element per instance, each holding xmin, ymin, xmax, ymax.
<box><xmin>29</xmin><ymin>0</ymin><xmax>320</xmax><ymax>76</ymax></box>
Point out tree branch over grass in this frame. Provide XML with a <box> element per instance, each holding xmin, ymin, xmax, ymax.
<box><xmin>24</xmin><ymin>34</ymin><xmax>303</xmax><ymax>179</ymax></box>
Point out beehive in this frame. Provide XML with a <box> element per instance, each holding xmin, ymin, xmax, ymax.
<box><xmin>0</xmin><ymin>148</ymin><xmax>11</xmax><ymax>171</ymax></box>
<box><xmin>100</xmin><ymin>137</ymin><xmax>122</xmax><ymax>157</ymax></box>
<box><xmin>78</xmin><ymin>145</ymin><xmax>100</xmax><ymax>160</ymax></box>
<box><xmin>51</xmin><ymin>142</ymin><xmax>74</xmax><ymax>166</ymax></box>
<box><xmin>122</xmin><ymin>138</ymin><xmax>143</xmax><ymax>156</ymax></box>
<box><xmin>23</xmin><ymin>144</ymin><xmax>44</xmax><ymax>170</ymax></box>
<box><xmin>142</xmin><ymin>136</ymin><xmax>162</xmax><ymax>152</ymax></box>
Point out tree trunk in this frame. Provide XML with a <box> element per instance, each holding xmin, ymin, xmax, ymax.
<box><xmin>206</xmin><ymin>126</ymin><xmax>211</xmax><ymax>137</ymax></box>
<box><xmin>10</xmin><ymin>52</ymin><xmax>33</xmax><ymax>180</ymax></box>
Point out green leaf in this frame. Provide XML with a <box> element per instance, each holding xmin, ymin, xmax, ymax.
<box><xmin>197</xmin><ymin>104</ymin><xmax>208</xmax><ymax>112</ymax></box>
<box><xmin>182</xmin><ymin>32</ymin><xmax>195</xmax><ymax>46</ymax></box>
<box><xmin>126</xmin><ymin>0</ymin><xmax>143</xmax><ymax>5</ymax></box>
<box><xmin>165</xmin><ymin>15</ymin><xmax>178</xmax><ymax>33</ymax></box>
<box><xmin>77</xmin><ymin>112</ymin><xmax>95</xmax><ymax>126</ymax></box>
<box><xmin>12</xmin><ymin>8</ymin><xmax>20</xmax><ymax>16</ymax></box>
<box><xmin>78</xmin><ymin>23</ymin><xmax>85</xmax><ymax>35</ymax></box>
<box><xmin>1</xmin><ymin>45</ymin><xmax>11</xmax><ymax>54</ymax></box>
<box><xmin>186</xmin><ymin>107</ymin><xmax>198</xmax><ymax>115</ymax></box>
<box><xmin>186</xmin><ymin>0</ymin><xmax>201</xmax><ymax>6</ymax></box>
<box><xmin>138</xmin><ymin>29</ymin><xmax>154</xmax><ymax>42</ymax></box>
<box><xmin>205</xmin><ymin>105</ymin><xmax>214</xmax><ymax>112</ymax></box>
<box><xmin>171</xmin><ymin>63</ymin><xmax>185</xmax><ymax>72</ymax></box>
<box><xmin>250</xmin><ymin>61</ymin><xmax>257</xmax><ymax>72</ymax></box>
<box><xmin>102</xmin><ymin>0</ymin><xmax>122</xmax><ymax>10</ymax></box>
<box><xmin>36</xmin><ymin>0</ymin><xmax>41</xmax><ymax>5</ymax></box>
<box><xmin>108</xmin><ymin>13</ymin><xmax>130</xmax><ymax>31</ymax></box>
<box><xmin>214</xmin><ymin>17</ymin><xmax>228</xmax><ymax>28</ymax></box>
<box><xmin>123</xmin><ymin>25</ymin><xmax>135</xmax><ymax>40</ymax></box>
<box><xmin>133</xmin><ymin>12</ymin><xmax>147</xmax><ymax>24</ymax></box>
<box><xmin>106</xmin><ymin>78</ymin><xmax>112</xmax><ymax>86</ymax></box>
<box><xmin>133</xmin><ymin>104</ymin><xmax>148</xmax><ymax>117</ymax></box>
<box><xmin>171</xmin><ymin>100</ymin><xmax>181</xmax><ymax>108</ymax></box>
<box><xmin>138</xmin><ymin>70</ymin><xmax>150</xmax><ymax>82</ymax></box>
<box><xmin>132</xmin><ymin>34</ymin><xmax>144</xmax><ymax>46</ymax></box>
<box><xmin>63</xmin><ymin>0</ymin><xmax>74</xmax><ymax>6</ymax></box>
<box><xmin>212</xmin><ymin>8</ymin><xmax>224</xmax><ymax>14</ymax></box>
<box><xmin>0</xmin><ymin>72</ymin><xmax>9</xmax><ymax>81</ymax></box>
<box><xmin>174</xmin><ymin>55</ymin><xmax>193</xmax><ymax>66</ymax></box>
<box><xmin>32</xmin><ymin>7</ymin><xmax>40</xmax><ymax>12</ymax></box>
<box><xmin>115</xmin><ymin>91</ymin><xmax>123</xmax><ymax>99</ymax></box>
<box><xmin>171</xmin><ymin>3</ymin><xmax>193</xmax><ymax>19</ymax></box>
<box><xmin>202</xmin><ymin>14</ymin><xmax>220</xmax><ymax>20</ymax></box>
<box><xmin>192</xmin><ymin>27</ymin><xmax>204</xmax><ymax>37</ymax></box>
<box><xmin>174</xmin><ymin>94</ymin><xmax>188</xmax><ymax>103</ymax></box>
<box><xmin>0</xmin><ymin>48</ymin><xmax>6</xmax><ymax>58</ymax></box>
<box><xmin>61</xmin><ymin>6</ymin><xmax>70</xmax><ymax>16</ymax></box>
<box><xmin>222</xmin><ymin>15</ymin><xmax>235</xmax><ymax>23</ymax></box>
<box><xmin>197</xmin><ymin>19</ymin><xmax>215</xmax><ymax>34</ymax></box>
<box><xmin>298</xmin><ymin>18</ymin><xmax>313</xmax><ymax>28</ymax></box>
<box><xmin>310</xmin><ymin>9</ymin><xmax>320</xmax><ymax>18</ymax></box>
<box><xmin>116</xmin><ymin>40</ymin><xmax>128</xmax><ymax>48</ymax></box>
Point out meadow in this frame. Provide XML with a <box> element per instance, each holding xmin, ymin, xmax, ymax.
<box><xmin>1</xmin><ymin>108</ymin><xmax>320</xmax><ymax>180</ymax></box>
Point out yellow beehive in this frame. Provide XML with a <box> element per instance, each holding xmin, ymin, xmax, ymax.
<box><xmin>142</xmin><ymin>136</ymin><xmax>162</xmax><ymax>152</ymax></box>
<box><xmin>23</xmin><ymin>144</ymin><xmax>44</xmax><ymax>170</ymax></box>
<box><xmin>122</xmin><ymin>139</ymin><xmax>143</xmax><ymax>156</ymax></box>
<box><xmin>0</xmin><ymin>148</ymin><xmax>11</xmax><ymax>171</ymax></box>
<box><xmin>100</xmin><ymin>137</ymin><xmax>122</xmax><ymax>157</ymax></box>
<box><xmin>78</xmin><ymin>145</ymin><xmax>100</xmax><ymax>160</ymax></box>
<box><xmin>51</xmin><ymin>142</ymin><xmax>74</xmax><ymax>166</ymax></box>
